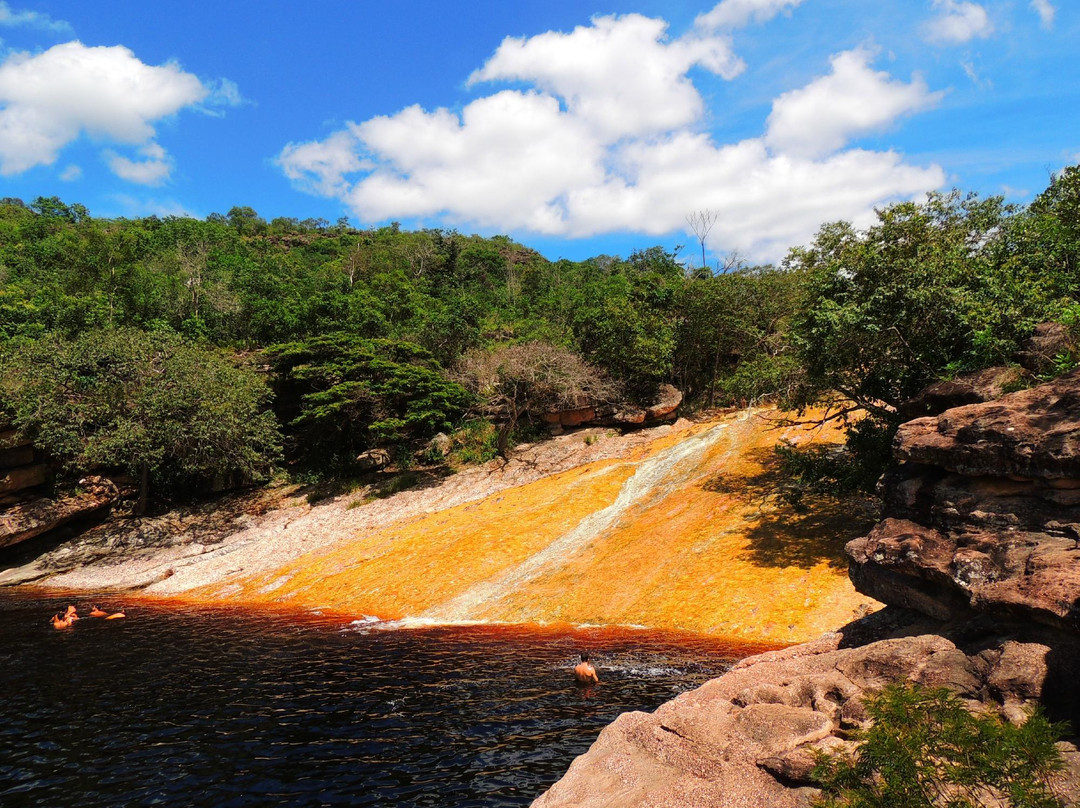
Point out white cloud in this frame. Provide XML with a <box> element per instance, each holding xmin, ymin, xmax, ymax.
<box><xmin>765</xmin><ymin>48</ymin><xmax>944</xmax><ymax>159</ymax></box>
<box><xmin>278</xmin><ymin>129</ymin><xmax>370</xmax><ymax>197</ymax></box>
<box><xmin>0</xmin><ymin>1</ymin><xmax>72</xmax><ymax>33</ymax></box>
<box><xmin>1031</xmin><ymin>0</ymin><xmax>1055</xmax><ymax>29</ymax></box>
<box><xmin>468</xmin><ymin>14</ymin><xmax>743</xmax><ymax>140</ymax></box>
<box><xmin>59</xmin><ymin>163</ymin><xmax>81</xmax><ymax>181</ymax></box>
<box><xmin>0</xmin><ymin>41</ymin><xmax>232</xmax><ymax>180</ymax></box>
<box><xmin>105</xmin><ymin>142</ymin><xmax>172</xmax><ymax>185</ymax></box>
<box><xmin>695</xmin><ymin>0</ymin><xmax>805</xmax><ymax>31</ymax></box>
<box><xmin>923</xmin><ymin>0</ymin><xmax>994</xmax><ymax>44</ymax></box>
<box><xmin>278</xmin><ymin>13</ymin><xmax>945</xmax><ymax>262</ymax></box>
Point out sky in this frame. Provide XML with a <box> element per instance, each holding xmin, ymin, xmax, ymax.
<box><xmin>0</xmin><ymin>0</ymin><xmax>1076</xmax><ymax>265</ymax></box>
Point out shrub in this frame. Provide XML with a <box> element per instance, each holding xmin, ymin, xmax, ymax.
<box><xmin>813</xmin><ymin>683</ymin><xmax>1068</xmax><ymax>808</ymax></box>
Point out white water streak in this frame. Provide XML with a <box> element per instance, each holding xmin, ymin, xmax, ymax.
<box><xmin>417</xmin><ymin>421</ymin><xmax>734</xmax><ymax>623</ymax></box>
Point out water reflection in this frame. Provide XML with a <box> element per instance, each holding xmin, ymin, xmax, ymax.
<box><xmin>1</xmin><ymin>593</ymin><xmax>760</xmax><ymax>807</ymax></box>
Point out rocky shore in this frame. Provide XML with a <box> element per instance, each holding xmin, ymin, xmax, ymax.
<box><xmin>534</xmin><ymin>370</ymin><xmax>1080</xmax><ymax>807</ymax></box>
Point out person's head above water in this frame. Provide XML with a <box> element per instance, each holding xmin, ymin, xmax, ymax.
<box><xmin>580</xmin><ymin>653</ymin><xmax>590</xmax><ymax>662</ymax></box>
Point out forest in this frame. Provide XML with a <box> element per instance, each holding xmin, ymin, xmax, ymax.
<box><xmin>1</xmin><ymin>164</ymin><xmax>1078</xmax><ymax>509</ymax></box>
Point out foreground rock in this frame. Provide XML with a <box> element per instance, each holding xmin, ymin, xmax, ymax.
<box><xmin>536</xmin><ymin>369</ymin><xmax>1080</xmax><ymax>807</ymax></box>
<box><xmin>535</xmin><ymin>615</ymin><xmax>1080</xmax><ymax>808</ymax></box>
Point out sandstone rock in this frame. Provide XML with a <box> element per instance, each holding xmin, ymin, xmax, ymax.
<box><xmin>429</xmin><ymin>432</ymin><xmax>452</xmax><ymax>458</ymax></box>
<box><xmin>895</xmin><ymin>369</ymin><xmax>1080</xmax><ymax>480</ymax></box>
<box><xmin>355</xmin><ymin>448</ymin><xmax>391</xmax><ymax>472</ymax></box>
<box><xmin>758</xmin><ymin>736</ymin><xmax>853</xmax><ymax>786</ymax></box>
<box><xmin>645</xmin><ymin>384</ymin><xmax>683</xmax><ymax>421</ymax></box>
<box><xmin>0</xmin><ymin>463</ymin><xmax>49</xmax><ymax>496</ymax></box>
<box><xmin>0</xmin><ymin>476</ymin><xmax>118</xmax><ymax>550</ymax></box>
<box><xmin>899</xmin><ymin>365</ymin><xmax>1028</xmax><ymax>421</ymax></box>
<box><xmin>0</xmin><ymin>444</ymin><xmax>35</xmax><ymax>468</ymax></box>
<box><xmin>1015</xmin><ymin>322</ymin><xmax>1076</xmax><ymax>375</ymax></box>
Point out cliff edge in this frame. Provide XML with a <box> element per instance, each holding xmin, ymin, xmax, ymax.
<box><xmin>534</xmin><ymin>370</ymin><xmax>1080</xmax><ymax>807</ymax></box>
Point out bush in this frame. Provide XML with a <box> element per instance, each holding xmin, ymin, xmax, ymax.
<box><xmin>813</xmin><ymin>683</ymin><xmax>1068</xmax><ymax>808</ymax></box>
<box><xmin>0</xmin><ymin>329</ymin><xmax>281</xmax><ymax>510</ymax></box>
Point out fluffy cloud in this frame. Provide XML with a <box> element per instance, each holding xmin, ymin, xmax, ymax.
<box><xmin>59</xmin><ymin>164</ymin><xmax>81</xmax><ymax>181</ymax></box>
<box><xmin>923</xmin><ymin>0</ymin><xmax>994</xmax><ymax>44</ymax></box>
<box><xmin>105</xmin><ymin>142</ymin><xmax>172</xmax><ymax>186</ymax></box>
<box><xmin>468</xmin><ymin>14</ymin><xmax>743</xmax><ymax>140</ymax></box>
<box><xmin>0</xmin><ymin>41</ymin><xmax>227</xmax><ymax>182</ymax></box>
<box><xmin>278</xmin><ymin>13</ymin><xmax>944</xmax><ymax>262</ymax></box>
<box><xmin>0</xmin><ymin>1</ymin><xmax>71</xmax><ymax>33</ymax></box>
<box><xmin>1031</xmin><ymin>0</ymin><xmax>1055</xmax><ymax>29</ymax></box>
<box><xmin>765</xmin><ymin>48</ymin><xmax>943</xmax><ymax>159</ymax></box>
<box><xmin>695</xmin><ymin>0</ymin><xmax>805</xmax><ymax>30</ymax></box>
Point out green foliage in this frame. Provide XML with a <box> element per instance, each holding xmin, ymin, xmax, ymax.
<box><xmin>813</xmin><ymin>683</ymin><xmax>1068</xmax><ymax>808</ymax></box>
<box><xmin>0</xmin><ymin>329</ymin><xmax>281</xmax><ymax>501</ymax></box>
<box><xmin>265</xmin><ymin>332</ymin><xmax>470</xmax><ymax>470</ymax></box>
<box><xmin>775</xmin><ymin>416</ymin><xmax>895</xmax><ymax>502</ymax></box>
<box><xmin>446</xmin><ymin>419</ymin><xmax>500</xmax><ymax>466</ymax></box>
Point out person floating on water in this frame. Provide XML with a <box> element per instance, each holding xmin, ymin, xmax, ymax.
<box><xmin>105</xmin><ymin>607</ymin><xmax>126</xmax><ymax>620</ymax></box>
<box><xmin>89</xmin><ymin>605</ymin><xmax>108</xmax><ymax>617</ymax></box>
<box><xmin>574</xmin><ymin>652</ymin><xmax>599</xmax><ymax>685</ymax></box>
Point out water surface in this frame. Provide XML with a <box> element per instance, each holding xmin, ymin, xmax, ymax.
<box><xmin>2</xmin><ymin>593</ymin><xmax>759</xmax><ymax>807</ymax></box>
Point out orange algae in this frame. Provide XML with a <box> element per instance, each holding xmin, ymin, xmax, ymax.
<box><xmin>187</xmin><ymin>409</ymin><xmax>879</xmax><ymax>644</ymax></box>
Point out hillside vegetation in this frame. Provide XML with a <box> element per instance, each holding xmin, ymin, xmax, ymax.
<box><xmin>1</xmin><ymin>165</ymin><xmax>1078</xmax><ymax>507</ymax></box>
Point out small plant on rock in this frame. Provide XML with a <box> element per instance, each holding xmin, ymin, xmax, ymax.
<box><xmin>812</xmin><ymin>682</ymin><xmax>1068</xmax><ymax>808</ymax></box>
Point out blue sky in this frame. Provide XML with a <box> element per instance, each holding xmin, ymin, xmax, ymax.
<box><xmin>0</xmin><ymin>0</ymin><xmax>1076</xmax><ymax>264</ymax></box>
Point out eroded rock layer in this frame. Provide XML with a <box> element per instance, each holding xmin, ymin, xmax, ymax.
<box><xmin>536</xmin><ymin>369</ymin><xmax>1080</xmax><ymax>807</ymax></box>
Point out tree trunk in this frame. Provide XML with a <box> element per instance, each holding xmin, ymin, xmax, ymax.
<box><xmin>136</xmin><ymin>464</ymin><xmax>150</xmax><ymax>516</ymax></box>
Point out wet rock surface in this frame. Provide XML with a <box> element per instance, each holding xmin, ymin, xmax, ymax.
<box><xmin>536</xmin><ymin>369</ymin><xmax>1080</xmax><ymax>807</ymax></box>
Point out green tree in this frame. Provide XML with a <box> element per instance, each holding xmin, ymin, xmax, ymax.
<box><xmin>265</xmin><ymin>332</ymin><xmax>470</xmax><ymax>470</ymax></box>
<box><xmin>0</xmin><ymin>329</ymin><xmax>281</xmax><ymax>512</ymax></box>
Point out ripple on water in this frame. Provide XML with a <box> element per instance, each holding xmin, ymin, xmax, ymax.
<box><xmin>0</xmin><ymin>592</ymin><xmax>758</xmax><ymax>807</ymax></box>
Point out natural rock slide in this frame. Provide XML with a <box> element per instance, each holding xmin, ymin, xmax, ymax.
<box><xmin>535</xmin><ymin>370</ymin><xmax>1080</xmax><ymax>807</ymax></box>
<box><xmin>3</xmin><ymin>408</ymin><xmax>873</xmax><ymax>644</ymax></box>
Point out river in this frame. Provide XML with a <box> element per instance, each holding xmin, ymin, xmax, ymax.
<box><xmin>1</xmin><ymin>592</ymin><xmax>765</xmax><ymax>807</ymax></box>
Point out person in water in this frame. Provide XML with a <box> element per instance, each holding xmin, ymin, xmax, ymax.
<box><xmin>574</xmin><ymin>653</ymin><xmax>599</xmax><ymax>684</ymax></box>
<box><xmin>63</xmin><ymin>604</ymin><xmax>79</xmax><ymax>621</ymax></box>
<box><xmin>90</xmin><ymin>605</ymin><xmax>108</xmax><ymax>617</ymax></box>
<box><xmin>50</xmin><ymin>612</ymin><xmax>73</xmax><ymax>629</ymax></box>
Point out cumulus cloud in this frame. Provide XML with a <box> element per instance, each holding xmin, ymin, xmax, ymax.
<box><xmin>105</xmin><ymin>142</ymin><xmax>172</xmax><ymax>186</ymax></box>
<box><xmin>0</xmin><ymin>41</ymin><xmax>233</xmax><ymax>182</ymax></box>
<box><xmin>468</xmin><ymin>14</ymin><xmax>743</xmax><ymax>139</ymax></box>
<box><xmin>278</xmin><ymin>129</ymin><xmax>371</xmax><ymax>197</ymax></box>
<box><xmin>278</xmin><ymin>13</ymin><xmax>944</xmax><ymax>262</ymax></box>
<box><xmin>695</xmin><ymin>0</ymin><xmax>805</xmax><ymax>31</ymax></box>
<box><xmin>765</xmin><ymin>48</ymin><xmax>944</xmax><ymax>159</ymax></box>
<box><xmin>1031</xmin><ymin>0</ymin><xmax>1055</xmax><ymax>29</ymax></box>
<box><xmin>0</xmin><ymin>1</ymin><xmax>72</xmax><ymax>33</ymax></box>
<box><xmin>923</xmin><ymin>0</ymin><xmax>994</xmax><ymax>44</ymax></box>
<box><xmin>59</xmin><ymin>163</ymin><xmax>81</xmax><ymax>181</ymax></box>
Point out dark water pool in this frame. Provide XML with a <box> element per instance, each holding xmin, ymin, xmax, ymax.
<box><xmin>1</xmin><ymin>592</ymin><xmax>758</xmax><ymax>807</ymax></box>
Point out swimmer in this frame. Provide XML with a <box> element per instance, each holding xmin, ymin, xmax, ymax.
<box><xmin>104</xmin><ymin>608</ymin><xmax>126</xmax><ymax>620</ymax></box>
<box><xmin>63</xmin><ymin>604</ymin><xmax>79</xmax><ymax>621</ymax></box>
<box><xmin>574</xmin><ymin>653</ymin><xmax>599</xmax><ymax>685</ymax></box>
<box><xmin>89</xmin><ymin>605</ymin><xmax>108</xmax><ymax>617</ymax></box>
<box><xmin>50</xmin><ymin>613</ymin><xmax>73</xmax><ymax>629</ymax></box>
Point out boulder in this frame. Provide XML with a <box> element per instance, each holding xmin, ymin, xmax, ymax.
<box><xmin>645</xmin><ymin>384</ymin><xmax>683</xmax><ymax>421</ymax></box>
<box><xmin>0</xmin><ymin>476</ymin><xmax>118</xmax><ymax>550</ymax></box>
<box><xmin>899</xmin><ymin>365</ymin><xmax>1027</xmax><ymax>420</ymax></box>
<box><xmin>0</xmin><ymin>463</ymin><xmax>49</xmax><ymax>496</ymax></box>
<box><xmin>355</xmin><ymin>448</ymin><xmax>391</xmax><ymax>472</ymax></box>
<box><xmin>896</xmin><ymin>369</ymin><xmax>1080</xmax><ymax>480</ymax></box>
<box><xmin>1015</xmin><ymin>322</ymin><xmax>1076</xmax><ymax>375</ymax></box>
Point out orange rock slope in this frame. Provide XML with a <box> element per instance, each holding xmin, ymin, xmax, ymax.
<box><xmin>189</xmin><ymin>409</ymin><xmax>879</xmax><ymax>645</ymax></box>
